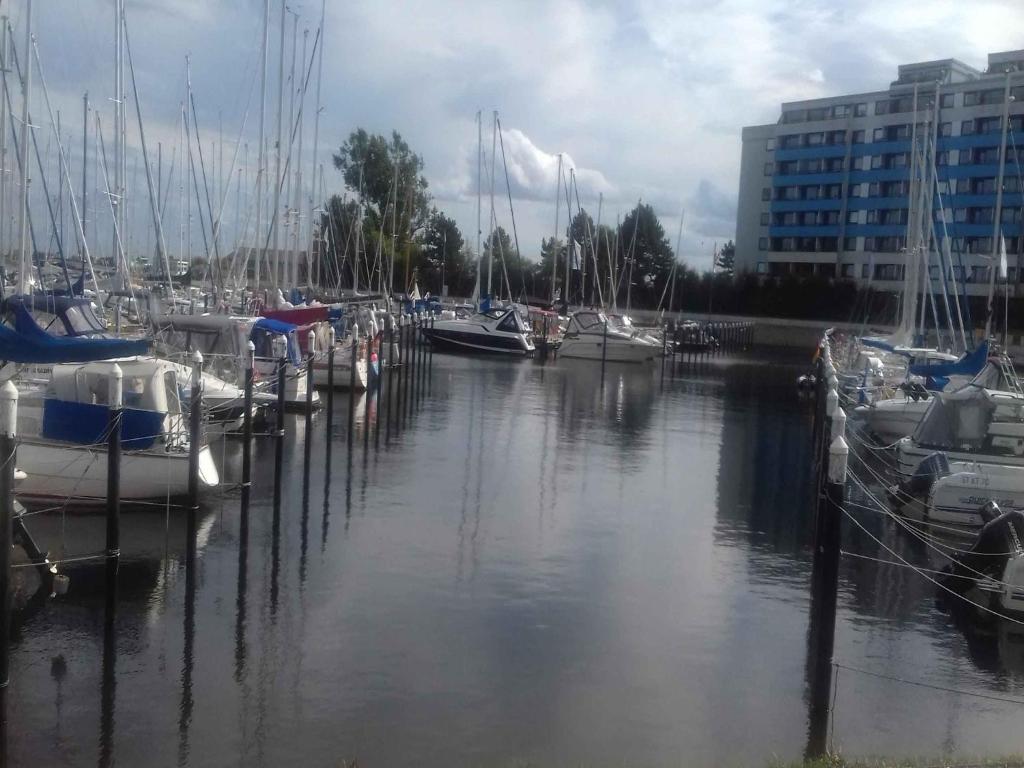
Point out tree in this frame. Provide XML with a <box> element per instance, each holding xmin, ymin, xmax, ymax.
<box><xmin>615</xmin><ymin>203</ymin><xmax>674</xmax><ymax>308</ymax></box>
<box><xmin>332</xmin><ymin>129</ymin><xmax>431</xmax><ymax>291</ymax></box>
<box><xmin>715</xmin><ymin>240</ymin><xmax>736</xmax><ymax>275</ymax></box>
<box><xmin>421</xmin><ymin>210</ymin><xmax>464</xmax><ymax>296</ymax></box>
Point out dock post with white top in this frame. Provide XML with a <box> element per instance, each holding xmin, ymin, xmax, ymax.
<box><xmin>105</xmin><ymin>365</ymin><xmax>123</xmax><ymax>627</ymax></box>
<box><xmin>0</xmin><ymin>381</ymin><xmax>17</xmax><ymax>688</ymax></box>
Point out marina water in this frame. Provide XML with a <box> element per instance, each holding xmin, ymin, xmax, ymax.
<box><xmin>8</xmin><ymin>350</ymin><xmax>1024</xmax><ymax>766</ymax></box>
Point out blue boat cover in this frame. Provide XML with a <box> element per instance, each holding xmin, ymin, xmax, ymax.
<box><xmin>0</xmin><ymin>304</ymin><xmax>150</xmax><ymax>363</ymax></box>
<box><xmin>861</xmin><ymin>337</ymin><xmax>896</xmax><ymax>353</ymax></box>
<box><xmin>251</xmin><ymin>317</ymin><xmax>301</xmax><ymax>365</ymax></box>
<box><xmin>908</xmin><ymin>340</ymin><xmax>990</xmax><ymax>378</ymax></box>
<box><xmin>42</xmin><ymin>399</ymin><xmax>163</xmax><ymax>450</ymax></box>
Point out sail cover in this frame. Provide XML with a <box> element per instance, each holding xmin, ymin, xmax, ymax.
<box><xmin>0</xmin><ymin>304</ymin><xmax>150</xmax><ymax>363</ymax></box>
<box><xmin>908</xmin><ymin>340</ymin><xmax>989</xmax><ymax>378</ymax></box>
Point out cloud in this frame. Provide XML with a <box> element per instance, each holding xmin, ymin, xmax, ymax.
<box><xmin>10</xmin><ymin>0</ymin><xmax>1024</xmax><ymax>268</ymax></box>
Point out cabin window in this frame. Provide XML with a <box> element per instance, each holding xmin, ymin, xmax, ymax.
<box><xmin>164</xmin><ymin>372</ymin><xmax>182</xmax><ymax>415</ymax></box>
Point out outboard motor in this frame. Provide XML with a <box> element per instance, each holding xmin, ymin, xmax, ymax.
<box><xmin>901</xmin><ymin>451</ymin><xmax>951</xmax><ymax>499</ymax></box>
<box><xmin>943</xmin><ymin>502</ymin><xmax>1024</xmax><ymax>596</ymax></box>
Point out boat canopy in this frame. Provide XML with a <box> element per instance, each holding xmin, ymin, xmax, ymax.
<box><xmin>6</xmin><ymin>294</ymin><xmax>107</xmax><ymax>337</ymax></box>
<box><xmin>913</xmin><ymin>387</ymin><xmax>997</xmax><ymax>450</ymax></box>
<box><xmin>0</xmin><ymin>303</ymin><xmax>149</xmax><ymax>363</ymax></box>
<box><xmin>251</xmin><ymin>317</ymin><xmax>302</xmax><ymax>365</ymax></box>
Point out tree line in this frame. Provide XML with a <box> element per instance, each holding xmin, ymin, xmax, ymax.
<box><xmin>318</xmin><ymin>127</ymin><xmax>703</xmax><ymax>308</ymax></box>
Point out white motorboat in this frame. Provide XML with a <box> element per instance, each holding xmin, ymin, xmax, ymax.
<box><xmin>855</xmin><ymin>342</ymin><xmax>1001</xmax><ymax>443</ymax></box>
<box><xmin>927</xmin><ymin>462</ymin><xmax>1024</xmax><ymax>530</ymax></box>
<box><xmin>14</xmin><ymin>357</ymin><xmax>220</xmax><ymax>507</ymax></box>
<box><xmin>941</xmin><ymin>504</ymin><xmax>1024</xmax><ymax>616</ymax></box>
<box><xmin>896</xmin><ymin>387</ymin><xmax>1024</xmax><ymax>481</ymax></box>
<box><xmin>421</xmin><ymin>306</ymin><xmax>534</xmax><ymax>355</ymax></box>
<box><xmin>559</xmin><ymin>310</ymin><xmax>658</xmax><ymax>363</ymax></box>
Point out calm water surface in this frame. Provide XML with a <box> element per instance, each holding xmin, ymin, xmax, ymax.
<box><xmin>8</xmin><ymin>350</ymin><xmax>1024</xmax><ymax>766</ymax></box>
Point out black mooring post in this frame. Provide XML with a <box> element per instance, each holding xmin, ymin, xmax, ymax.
<box><xmin>273</xmin><ymin>354</ymin><xmax>287</xmax><ymax>515</ymax></box>
<box><xmin>416</xmin><ymin>314</ymin><xmax>424</xmax><ymax>407</ymax></box>
<box><xmin>375</xmin><ymin>320</ymin><xmax>385</xmax><ymax>450</ymax></box>
<box><xmin>326</xmin><ymin>328</ymin><xmax>336</xmax><ymax>436</ymax></box>
<box><xmin>806</xmin><ymin>432</ymin><xmax>847</xmax><ymax>760</ymax></box>
<box><xmin>305</xmin><ymin>330</ymin><xmax>315</xmax><ymax>469</ymax></box>
<box><xmin>402</xmin><ymin>315</ymin><xmax>411</xmax><ymax>425</ymax></box>
<box><xmin>0</xmin><ymin>382</ymin><xmax>17</xmax><ymax>689</ymax></box>
<box><xmin>363</xmin><ymin>326</ymin><xmax>372</xmax><ymax>448</ymax></box>
<box><xmin>408</xmin><ymin>315</ymin><xmax>417</xmax><ymax>417</ymax></box>
<box><xmin>428</xmin><ymin>314</ymin><xmax>434</xmax><ymax>394</ymax></box>
<box><xmin>660</xmin><ymin>322</ymin><xmax>667</xmax><ymax>385</ymax></box>
<box><xmin>240</xmin><ymin>342</ymin><xmax>255</xmax><ymax>514</ymax></box>
<box><xmin>385</xmin><ymin>317</ymin><xmax>395</xmax><ymax>443</ymax></box>
<box><xmin>187</xmin><ymin>352</ymin><xmax>204</xmax><ymax>572</ymax></box>
<box><xmin>601</xmin><ymin>315</ymin><xmax>608</xmax><ymax>381</ymax></box>
<box><xmin>348</xmin><ymin>326</ymin><xmax>359</xmax><ymax>443</ymax></box>
<box><xmin>105</xmin><ymin>366</ymin><xmax>123</xmax><ymax>629</ymax></box>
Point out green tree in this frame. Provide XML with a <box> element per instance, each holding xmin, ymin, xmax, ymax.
<box><xmin>420</xmin><ymin>210</ymin><xmax>465</xmax><ymax>296</ymax></box>
<box><xmin>715</xmin><ymin>240</ymin><xmax>736</xmax><ymax>275</ymax></box>
<box><xmin>616</xmin><ymin>203</ymin><xmax>675</xmax><ymax>308</ymax></box>
<box><xmin>332</xmin><ymin>129</ymin><xmax>431</xmax><ymax>291</ymax></box>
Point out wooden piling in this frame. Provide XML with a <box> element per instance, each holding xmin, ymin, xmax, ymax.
<box><xmin>325</xmin><ymin>328</ymin><xmax>335</xmax><ymax>436</ymax></box>
<box><xmin>386</xmin><ymin>317</ymin><xmax>395</xmax><ymax>442</ymax></box>
<box><xmin>240</xmin><ymin>342</ymin><xmax>255</xmax><ymax>513</ymax></box>
<box><xmin>364</xmin><ymin>325</ymin><xmax>373</xmax><ymax>448</ymax></box>
<box><xmin>273</xmin><ymin>354</ymin><xmax>287</xmax><ymax>514</ymax></box>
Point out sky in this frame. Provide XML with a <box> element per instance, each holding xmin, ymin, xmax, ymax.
<box><xmin>7</xmin><ymin>0</ymin><xmax>1024</xmax><ymax>271</ymax></box>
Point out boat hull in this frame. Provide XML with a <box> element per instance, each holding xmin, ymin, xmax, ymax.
<box><xmin>14</xmin><ymin>438</ymin><xmax>220</xmax><ymax>507</ymax></box>
<box><xmin>855</xmin><ymin>397</ymin><xmax>930</xmax><ymax>443</ymax></box>
<box><xmin>559</xmin><ymin>336</ymin><xmax>656</xmax><ymax>363</ymax></box>
<box><xmin>422</xmin><ymin>327</ymin><xmax>533</xmax><ymax>356</ymax></box>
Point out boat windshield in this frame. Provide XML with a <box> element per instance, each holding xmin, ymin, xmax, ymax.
<box><xmin>574</xmin><ymin>311</ymin><xmax>607</xmax><ymax>330</ymax></box>
<box><xmin>479</xmin><ymin>308</ymin><xmax>507</xmax><ymax>320</ymax></box>
<box><xmin>64</xmin><ymin>304</ymin><xmax>107</xmax><ymax>335</ymax></box>
<box><xmin>914</xmin><ymin>388</ymin><xmax>995</xmax><ymax>450</ymax></box>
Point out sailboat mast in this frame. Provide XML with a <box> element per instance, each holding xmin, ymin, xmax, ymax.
<box><xmin>670</xmin><ymin>209</ymin><xmax>684</xmax><ymax>315</ymax></box>
<box><xmin>0</xmin><ymin>20</ymin><xmax>7</xmax><ymax>267</ymax></box>
<box><xmin>271</xmin><ymin>0</ymin><xmax>286</xmax><ymax>290</ymax></box>
<box><xmin>15</xmin><ymin>0</ymin><xmax>32</xmax><ymax>295</ymax></box>
<box><xmin>309</xmin><ymin>0</ymin><xmax>326</xmax><ymax>295</ymax></box>
<box><xmin>474</xmin><ymin>109</ymin><xmax>481</xmax><ymax>302</ymax></box>
<box><xmin>292</xmin><ymin>26</ymin><xmax>307</xmax><ymax>291</ymax></box>
<box><xmin>550</xmin><ymin>152</ymin><xmax>562</xmax><ymax>306</ymax></box>
<box><xmin>487</xmin><ymin>110</ymin><xmax>497</xmax><ymax>299</ymax></box>
<box><xmin>253</xmin><ymin>0</ymin><xmax>270</xmax><ymax>293</ymax></box>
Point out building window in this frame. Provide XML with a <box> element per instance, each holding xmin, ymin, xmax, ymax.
<box><xmin>806</xmin><ymin>132</ymin><xmax>825</xmax><ymax>146</ymax></box>
<box><xmin>978</xmin><ymin>117</ymin><xmax>1001</xmax><ymax>134</ymax></box>
<box><xmin>756</xmin><ymin>261</ymin><xmax>768</xmax><ymax>274</ymax></box>
<box><xmin>870</xmin><ymin>155</ymin><xmax>883</xmax><ymax>169</ymax></box>
<box><xmin>875</xmin><ymin>101</ymin><xmax>889</xmax><ymax>115</ymax></box>
<box><xmin>833</xmin><ymin>105</ymin><xmax>849</xmax><ymax>118</ymax></box>
<box><xmin>758</xmin><ymin>238</ymin><xmax>768</xmax><ymax>251</ymax></box>
<box><xmin>765</xmin><ymin>138</ymin><xmax>776</xmax><ymax>151</ymax></box>
<box><xmin>940</xmin><ymin>93</ymin><xmax>955</xmax><ymax>108</ymax></box>
<box><xmin>760</xmin><ymin>212</ymin><xmax>770</xmax><ymax>226</ymax></box>
<box><xmin>843</xmin><ymin>238</ymin><xmax>858</xmax><ymax>252</ymax></box>
<box><xmin>852</xmin><ymin>129</ymin><xmax>865</xmax><ymax>144</ymax></box>
<box><xmin>846</xmin><ymin>211</ymin><xmax>859</xmax><ymax>224</ymax></box>
<box><xmin>939</xmin><ymin>122</ymin><xmax>952</xmax><ymax>137</ymax></box>
<box><xmin>761</xmin><ymin>187</ymin><xmax>771</xmax><ymax>201</ymax></box>
<box><xmin>861</xmin><ymin>263</ymin><xmax>870</xmax><ymax>278</ymax></box>
<box><xmin>764</xmin><ymin>162</ymin><xmax>774</xmax><ymax>176</ymax></box>
<box><xmin>961</xmin><ymin>119</ymin><xmax>975</xmax><ymax>136</ymax></box>
<box><xmin>855</xmin><ymin>103</ymin><xmax>868</xmax><ymax>117</ymax></box>
<box><xmin>848</xmin><ymin>183</ymin><xmax>861</xmax><ymax>197</ymax></box>
<box><xmin>936</xmin><ymin>151</ymin><xmax>949</xmax><ymax>166</ymax></box>
<box><xmin>874</xmin><ymin>264</ymin><xmax>904</xmax><ymax>280</ymax></box>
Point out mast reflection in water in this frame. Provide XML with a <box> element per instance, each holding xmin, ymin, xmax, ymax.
<box><xmin>6</xmin><ymin>351</ymin><xmax>1024</xmax><ymax>766</ymax></box>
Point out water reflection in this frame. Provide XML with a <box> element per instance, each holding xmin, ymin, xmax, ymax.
<box><xmin>12</xmin><ymin>352</ymin><xmax>1024</xmax><ymax>766</ymax></box>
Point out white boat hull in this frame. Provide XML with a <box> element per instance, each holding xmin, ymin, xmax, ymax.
<box><xmin>559</xmin><ymin>336</ymin><xmax>656</xmax><ymax>363</ymax></box>
<box><xmin>928</xmin><ymin>463</ymin><xmax>1024</xmax><ymax>529</ymax></box>
<box><xmin>855</xmin><ymin>397</ymin><xmax>931</xmax><ymax>443</ymax></box>
<box><xmin>14</xmin><ymin>437</ymin><xmax>220</xmax><ymax>506</ymax></box>
<box><xmin>312</xmin><ymin>357</ymin><xmax>370</xmax><ymax>391</ymax></box>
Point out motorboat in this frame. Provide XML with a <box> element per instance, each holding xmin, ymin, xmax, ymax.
<box><xmin>896</xmin><ymin>386</ymin><xmax>1024</xmax><ymax>482</ymax></box>
<box><xmin>14</xmin><ymin>357</ymin><xmax>220</xmax><ymax>507</ymax></box>
<box><xmin>559</xmin><ymin>309</ymin><xmax>657</xmax><ymax>363</ymax></box>
<box><xmin>855</xmin><ymin>343</ymin><xmax>1001</xmax><ymax>443</ymax></box>
<box><xmin>421</xmin><ymin>305</ymin><xmax>534</xmax><ymax>355</ymax></box>
<box><xmin>941</xmin><ymin>502</ymin><xmax>1024</xmax><ymax>617</ymax></box>
<box><xmin>927</xmin><ymin>461</ymin><xmax>1024</xmax><ymax>530</ymax></box>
